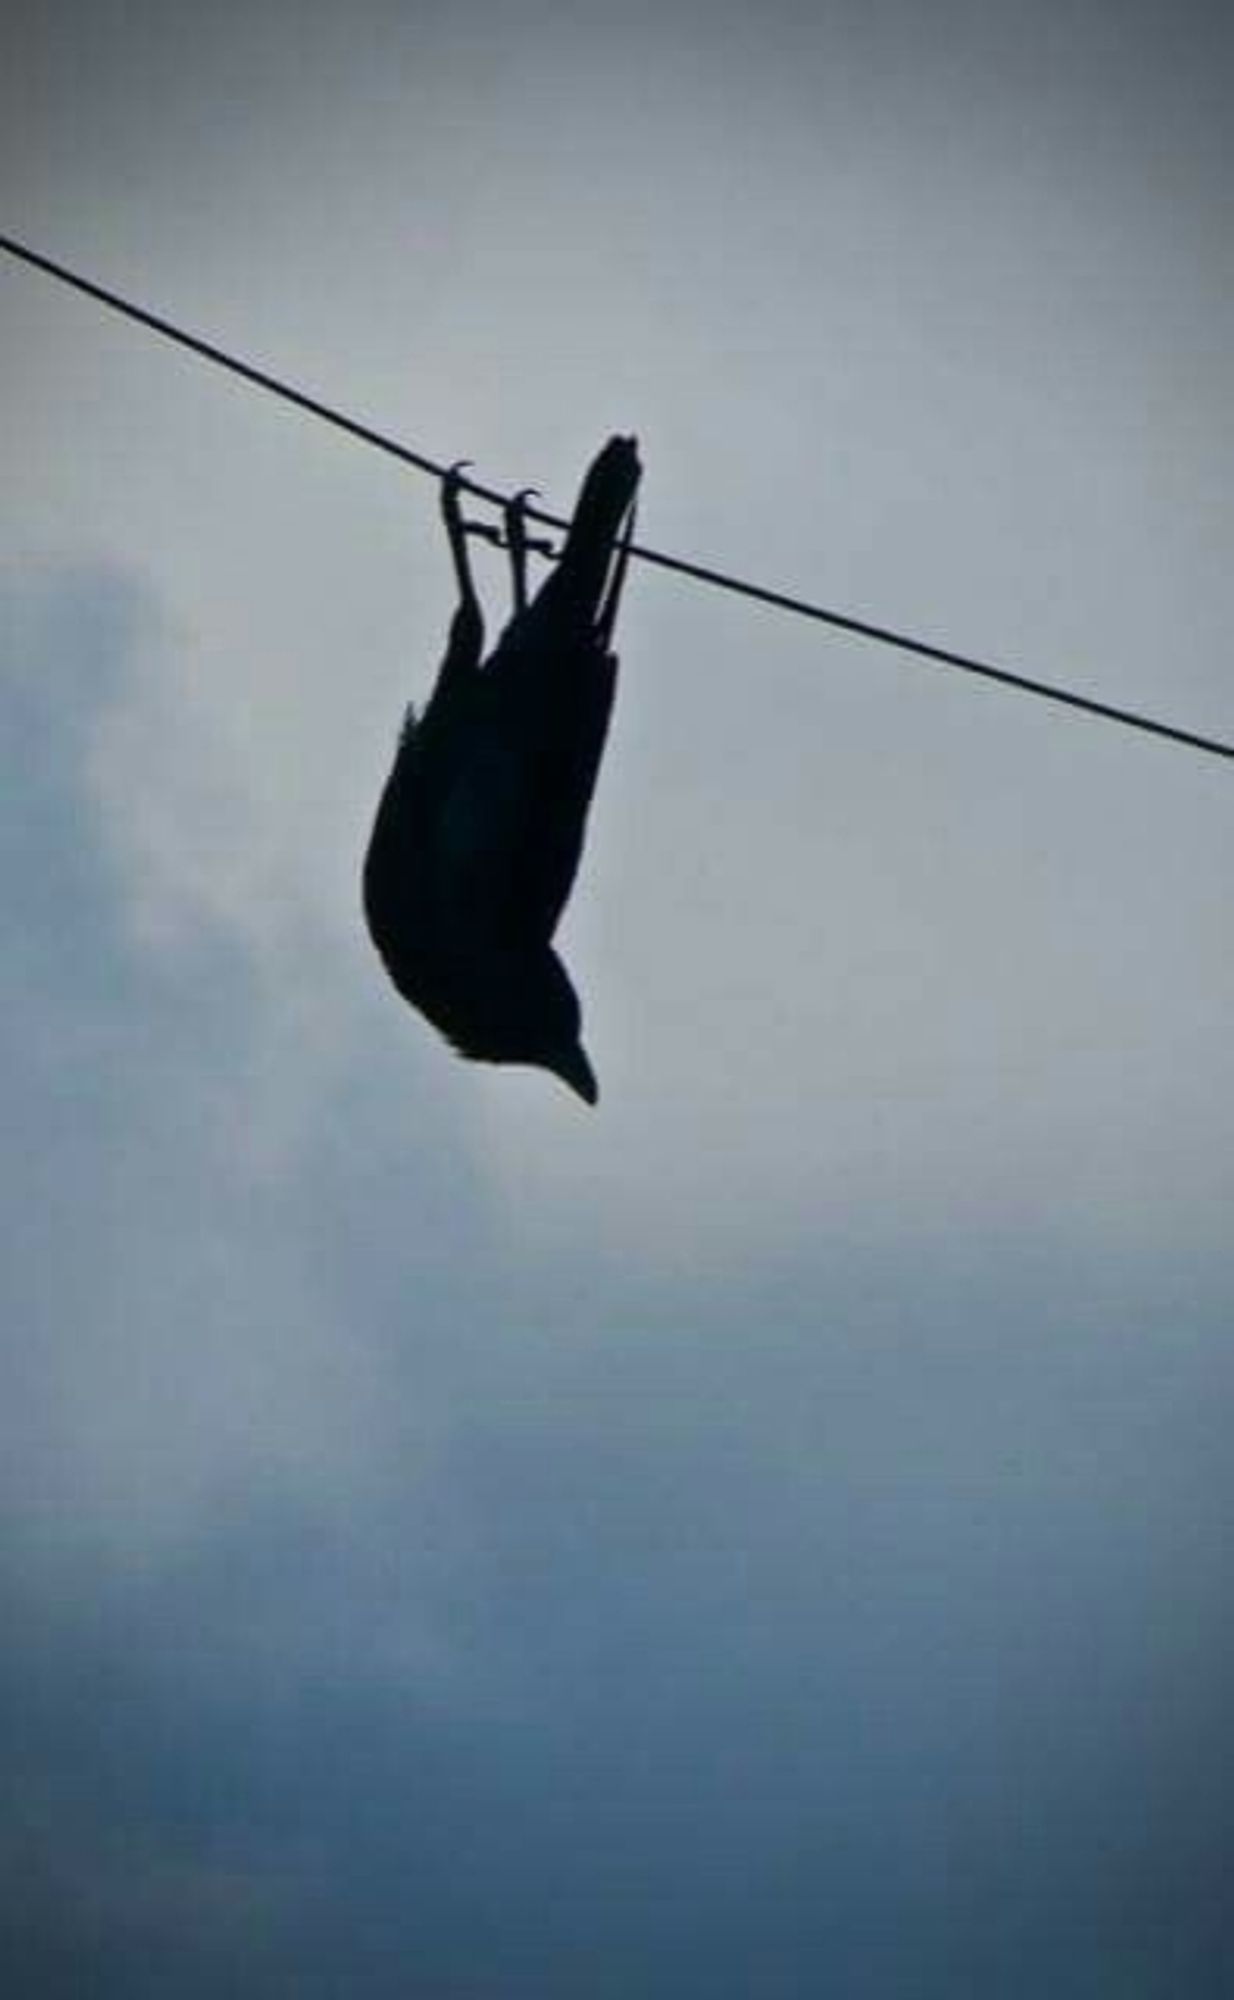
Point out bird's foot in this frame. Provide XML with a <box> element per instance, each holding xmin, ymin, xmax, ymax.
<box><xmin>503</xmin><ymin>487</ymin><xmax>555</xmax><ymax>612</ymax></box>
<box><xmin>441</xmin><ymin>460</ymin><xmax>506</xmax><ymax>549</ymax></box>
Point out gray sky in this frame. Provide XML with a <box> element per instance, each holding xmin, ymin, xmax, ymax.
<box><xmin>3</xmin><ymin>2</ymin><xmax>1232</xmax><ymax>1992</ymax></box>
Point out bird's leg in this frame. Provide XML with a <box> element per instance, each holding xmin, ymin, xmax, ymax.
<box><xmin>503</xmin><ymin>488</ymin><xmax>555</xmax><ymax>618</ymax></box>
<box><xmin>440</xmin><ymin>462</ymin><xmax>480</xmax><ymax>617</ymax></box>
<box><xmin>504</xmin><ymin>488</ymin><xmax>532</xmax><ymax>616</ymax></box>
<box><xmin>442</xmin><ymin>464</ymin><xmax>557</xmax><ymax>631</ymax></box>
<box><xmin>441</xmin><ymin>461</ymin><xmax>506</xmax><ymax>616</ymax></box>
<box><xmin>440</xmin><ymin>461</ymin><xmax>514</xmax><ymax>670</ymax></box>
<box><xmin>595</xmin><ymin>495</ymin><xmax>638</xmax><ymax>650</ymax></box>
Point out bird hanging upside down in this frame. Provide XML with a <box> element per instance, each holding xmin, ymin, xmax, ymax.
<box><xmin>363</xmin><ymin>434</ymin><xmax>642</xmax><ymax>1104</ymax></box>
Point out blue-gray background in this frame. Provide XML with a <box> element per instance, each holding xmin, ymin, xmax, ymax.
<box><xmin>3</xmin><ymin>3</ymin><xmax>1231</xmax><ymax>1993</ymax></box>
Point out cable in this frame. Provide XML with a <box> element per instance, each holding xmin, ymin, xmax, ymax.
<box><xmin>3</xmin><ymin>229</ymin><xmax>1230</xmax><ymax>764</ymax></box>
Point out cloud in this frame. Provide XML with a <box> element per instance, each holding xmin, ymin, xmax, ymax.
<box><xmin>1</xmin><ymin>566</ymin><xmax>488</xmax><ymax>1570</ymax></box>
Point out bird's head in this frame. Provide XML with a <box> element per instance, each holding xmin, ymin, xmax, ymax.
<box><xmin>539</xmin><ymin>1036</ymin><xmax>598</xmax><ymax>1106</ymax></box>
<box><xmin>501</xmin><ymin>948</ymin><xmax>598</xmax><ymax>1105</ymax></box>
<box><xmin>405</xmin><ymin>941</ymin><xmax>600</xmax><ymax>1105</ymax></box>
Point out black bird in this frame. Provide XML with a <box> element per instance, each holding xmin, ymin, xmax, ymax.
<box><xmin>363</xmin><ymin>434</ymin><xmax>641</xmax><ymax>1104</ymax></box>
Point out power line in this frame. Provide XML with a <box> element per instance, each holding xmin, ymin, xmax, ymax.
<box><xmin>3</xmin><ymin>229</ymin><xmax>1230</xmax><ymax>765</ymax></box>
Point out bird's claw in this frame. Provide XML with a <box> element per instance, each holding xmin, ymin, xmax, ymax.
<box><xmin>441</xmin><ymin>461</ymin><xmax>507</xmax><ymax>547</ymax></box>
<box><xmin>504</xmin><ymin>488</ymin><xmax>538</xmax><ymax>612</ymax></box>
<box><xmin>440</xmin><ymin>458</ymin><xmax>472</xmax><ymax>523</ymax></box>
<box><xmin>506</xmin><ymin>496</ymin><xmax>554</xmax><ymax>554</ymax></box>
<box><xmin>504</xmin><ymin>488</ymin><xmax>558</xmax><ymax>609</ymax></box>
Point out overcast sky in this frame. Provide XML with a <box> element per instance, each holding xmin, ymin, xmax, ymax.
<box><xmin>3</xmin><ymin>2</ymin><xmax>1232</xmax><ymax>1993</ymax></box>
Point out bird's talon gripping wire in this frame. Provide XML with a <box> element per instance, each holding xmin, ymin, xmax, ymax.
<box><xmin>505</xmin><ymin>487</ymin><xmax>541</xmax><ymax>614</ymax></box>
<box><xmin>507</xmin><ymin>488</ymin><xmax>556</xmax><ymax>558</ymax></box>
<box><xmin>442</xmin><ymin>459</ymin><xmax>506</xmax><ymax>547</ymax></box>
<box><xmin>440</xmin><ymin>458</ymin><xmax>472</xmax><ymax>526</ymax></box>
<box><xmin>441</xmin><ymin>460</ymin><xmax>495</xmax><ymax>609</ymax></box>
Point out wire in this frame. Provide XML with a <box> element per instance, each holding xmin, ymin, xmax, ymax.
<box><xmin>3</xmin><ymin>229</ymin><xmax>1230</xmax><ymax>764</ymax></box>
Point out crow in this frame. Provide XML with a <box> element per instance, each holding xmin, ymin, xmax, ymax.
<box><xmin>363</xmin><ymin>434</ymin><xmax>641</xmax><ymax>1104</ymax></box>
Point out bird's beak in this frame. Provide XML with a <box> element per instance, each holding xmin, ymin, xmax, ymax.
<box><xmin>547</xmin><ymin>1041</ymin><xmax>598</xmax><ymax>1106</ymax></box>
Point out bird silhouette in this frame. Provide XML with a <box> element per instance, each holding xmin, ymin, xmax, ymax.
<box><xmin>363</xmin><ymin>434</ymin><xmax>641</xmax><ymax>1104</ymax></box>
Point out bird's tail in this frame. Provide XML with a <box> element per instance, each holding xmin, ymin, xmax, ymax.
<box><xmin>548</xmin><ymin>434</ymin><xmax>642</xmax><ymax>637</ymax></box>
